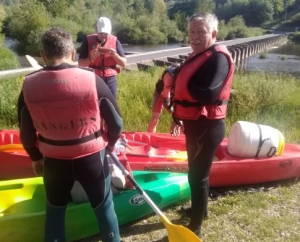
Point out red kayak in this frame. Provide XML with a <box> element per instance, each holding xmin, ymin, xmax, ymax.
<box><xmin>1</xmin><ymin>130</ymin><xmax>300</xmax><ymax>187</ymax></box>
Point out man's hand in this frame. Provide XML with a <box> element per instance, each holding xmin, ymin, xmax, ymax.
<box><xmin>107</xmin><ymin>48</ymin><xmax>117</xmax><ymax>56</ymax></box>
<box><xmin>89</xmin><ymin>47</ymin><xmax>101</xmax><ymax>62</ymax></box>
<box><xmin>170</xmin><ymin>121</ymin><xmax>184</xmax><ymax>137</ymax></box>
<box><xmin>32</xmin><ymin>158</ymin><xmax>44</xmax><ymax>176</ymax></box>
<box><xmin>106</xmin><ymin>144</ymin><xmax>115</xmax><ymax>152</ymax></box>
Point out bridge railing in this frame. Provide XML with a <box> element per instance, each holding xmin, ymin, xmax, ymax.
<box><xmin>0</xmin><ymin>34</ymin><xmax>288</xmax><ymax>77</ymax></box>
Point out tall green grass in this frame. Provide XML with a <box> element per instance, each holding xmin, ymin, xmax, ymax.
<box><xmin>117</xmin><ymin>69</ymin><xmax>300</xmax><ymax>144</ymax></box>
<box><xmin>0</xmin><ymin>46</ymin><xmax>20</xmax><ymax>71</ymax></box>
<box><xmin>0</xmin><ymin>75</ymin><xmax>23</xmax><ymax>128</ymax></box>
<box><xmin>1</xmin><ymin>68</ymin><xmax>300</xmax><ymax>144</ymax></box>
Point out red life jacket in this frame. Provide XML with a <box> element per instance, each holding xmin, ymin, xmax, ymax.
<box><xmin>87</xmin><ymin>34</ymin><xmax>118</xmax><ymax>77</ymax></box>
<box><xmin>173</xmin><ymin>45</ymin><xmax>234</xmax><ymax>120</ymax></box>
<box><xmin>23</xmin><ymin>68</ymin><xmax>107</xmax><ymax>159</ymax></box>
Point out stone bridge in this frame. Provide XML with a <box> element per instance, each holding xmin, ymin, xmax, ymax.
<box><xmin>134</xmin><ymin>34</ymin><xmax>288</xmax><ymax>71</ymax></box>
<box><xmin>0</xmin><ymin>34</ymin><xmax>288</xmax><ymax>77</ymax></box>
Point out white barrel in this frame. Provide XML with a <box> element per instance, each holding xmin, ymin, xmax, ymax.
<box><xmin>227</xmin><ymin>121</ymin><xmax>285</xmax><ymax>158</ymax></box>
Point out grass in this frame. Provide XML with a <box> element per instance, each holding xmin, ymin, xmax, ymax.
<box><xmin>1</xmin><ymin>68</ymin><xmax>300</xmax><ymax>241</ymax></box>
<box><xmin>0</xmin><ymin>45</ymin><xmax>20</xmax><ymax>71</ymax></box>
<box><xmin>74</xmin><ymin>178</ymin><xmax>300</xmax><ymax>242</ymax></box>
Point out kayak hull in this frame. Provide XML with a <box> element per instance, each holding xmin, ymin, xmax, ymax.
<box><xmin>1</xmin><ymin>130</ymin><xmax>300</xmax><ymax>187</ymax></box>
<box><xmin>0</xmin><ymin>171</ymin><xmax>190</xmax><ymax>242</ymax></box>
<box><xmin>122</xmin><ymin>132</ymin><xmax>300</xmax><ymax>186</ymax></box>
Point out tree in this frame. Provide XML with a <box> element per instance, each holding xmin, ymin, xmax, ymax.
<box><xmin>227</xmin><ymin>15</ymin><xmax>250</xmax><ymax>38</ymax></box>
<box><xmin>195</xmin><ymin>0</ymin><xmax>216</xmax><ymax>13</ymax></box>
<box><xmin>0</xmin><ymin>3</ymin><xmax>6</xmax><ymax>26</ymax></box>
<box><xmin>132</xmin><ymin>0</ymin><xmax>145</xmax><ymax>15</ymax></box>
<box><xmin>8</xmin><ymin>0</ymin><xmax>51</xmax><ymax>54</ymax></box>
<box><xmin>269</xmin><ymin>0</ymin><xmax>284</xmax><ymax>19</ymax></box>
<box><xmin>283</xmin><ymin>0</ymin><xmax>296</xmax><ymax>21</ymax></box>
<box><xmin>0</xmin><ymin>3</ymin><xmax>6</xmax><ymax>45</ymax></box>
<box><xmin>38</xmin><ymin>0</ymin><xmax>69</xmax><ymax>18</ymax></box>
<box><xmin>154</xmin><ymin>0</ymin><xmax>167</xmax><ymax>17</ymax></box>
<box><xmin>173</xmin><ymin>11</ymin><xmax>188</xmax><ymax>33</ymax></box>
<box><xmin>244</xmin><ymin>0</ymin><xmax>274</xmax><ymax>26</ymax></box>
<box><xmin>216</xmin><ymin>0</ymin><xmax>249</xmax><ymax>23</ymax></box>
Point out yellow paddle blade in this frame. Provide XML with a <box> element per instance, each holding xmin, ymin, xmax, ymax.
<box><xmin>160</xmin><ymin>215</ymin><xmax>202</xmax><ymax>242</ymax></box>
<box><xmin>166</xmin><ymin>151</ymin><xmax>187</xmax><ymax>162</ymax></box>
<box><xmin>0</xmin><ymin>144</ymin><xmax>24</xmax><ymax>153</ymax></box>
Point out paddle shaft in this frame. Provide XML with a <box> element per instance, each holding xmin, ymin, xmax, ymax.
<box><xmin>126</xmin><ymin>153</ymin><xmax>187</xmax><ymax>160</ymax></box>
<box><xmin>107</xmin><ymin>151</ymin><xmax>203</xmax><ymax>242</ymax></box>
<box><xmin>107</xmin><ymin>150</ymin><xmax>164</xmax><ymax>218</ymax></box>
<box><xmin>25</xmin><ymin>55</ymin><xmax>43</xmax><ymax>70</ymax></box>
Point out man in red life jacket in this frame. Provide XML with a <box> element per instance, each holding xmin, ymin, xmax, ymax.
<box><xmin>78</xmin><ymin>17</ymin><xmax>127</xmax><ymax>98</ymax></box>
<box><xmin>147</xmin><ymin>65</ymin><xmax>182</xmax><ymax>135</ymax></box>
<box><xmin>160</xmin><ymin>13</ymin><xmax>235</xmax><ymax>241</ymax></box>
<box><xmin>17</xmin><ymin>27</ymin><xmax>123</xmax><ymax>242</ymax></box>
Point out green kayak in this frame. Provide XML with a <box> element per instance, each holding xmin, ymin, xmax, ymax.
<box><xmin>0</xmin><ymin>171</ymin><xmax>190</xmax><ymax>242</ymax></box>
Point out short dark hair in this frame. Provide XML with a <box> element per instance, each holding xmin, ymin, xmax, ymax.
<box><xmin>41</xmin><ymin>27</ymin><xmax>74</xmax><ymax>59</ymax></box>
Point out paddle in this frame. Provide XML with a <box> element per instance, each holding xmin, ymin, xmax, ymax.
<box><xmin>126</xmin><ymin>152</ymin><xmax>187</xmax><ymax>161</ymax></box>
<box><xmin>106</xmin><ymin>150</ymin><xmax>202</xmax><ymax>242</ymax></box>
<box><xmin>25</xmin><ymin>55</ymin><xmax>43</xmax><ymax>70</ymax></box>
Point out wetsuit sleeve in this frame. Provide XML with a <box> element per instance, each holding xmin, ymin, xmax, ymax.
<box><xmin>95</xmin><ymin>76</ymin><xmax>123</xmax><ymax>147</ymax></box>
<box><xmin>188</xmin><ymin>53</ymin><xmax>229</xmax><ymax>105</ymax></box>
<box><xmin>78</xmin><ymin>37</ymin><xmax>89</xmax><ymax>59</ymax></box>
<box><xmin>116</xmin><ymin>40</ymin><xmax>125</xmax><ymax>57</ymax></box>
<box><xmin>17</xmin><ymin>91</ymin><xmax>43</xmax><ymax>161</ymax></box>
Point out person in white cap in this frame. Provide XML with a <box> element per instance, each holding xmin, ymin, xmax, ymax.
<box><xmin>78</xmin><ymin>17</ymin><xmax>127</xmax><ymax>98</ymax></box>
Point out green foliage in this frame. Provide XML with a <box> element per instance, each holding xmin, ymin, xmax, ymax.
<box><xmin>38</xmin><ymin>0</ymin><xmax>69</xmax><ymax>18</ymax></box>
<box><xmin>168</xmin><ymin>0</ymin><xmax>196</xmax><ymax>18</ymax></box>
<box><xmin>290</xmin><ymin>32</ymin><xmax>300</xmax><ymax>43</ymax></box>
<box><xmin>226</xmin><ymin>16</ymin><xmax>250</xmax><ymax>39</ymax></box>
<box><xmin>172</xmin><ymin>12</ymin><xmax>188</xmax><ymax>33</ymax></box>
<box><xmin>7</xmin><ymin>0</ymin><xmax>51</xmax><ymax>55</ymax></box>
<box><xmin>0</xmin><ymin>75</ymin><xmax>22</xmax><ymax>128</ymax></box>
<box><xmin>216</xmin><ymin>0</ymin><xmax>249</xmax><ymax>23</ymax></box>
<box><xmin>244</xmin><ymin>0</ymin><xmax>274</xmax><ymax>26</ymax></box>
<box><xmin>228</xmin><ymin>71</ymin><xmax>300</xmax><ymax>140</ymax></box>
<box><xmin>194</xmin><ymin>0</ymin><xmax>216</xmax><ymax>13</ymax></box>
<box><xmin>259</xmin><ymin>52</ymin><xmax>267</xmax><ymax>59</ymax></box>
<box><xmin>0</xmin><ymin>46</ymin><xmax>19</xmax><ymax>70</ymax></box>
<box><xmin>50</xmin><ymin>18</ymin><xmax>81</xmax><ymax>43</ymax></box>
<box><xmin>0</xmin><ymin>3</ymin><xmax>6</xmax><ymax>25</ymax></box>
<box><xmin>217</xmin><ymin>20</ymin><xmax>228</xmax><ymax>41</ymax></box>
<box><xmin>290</xmin><ymin>12</ymin><xmax>300</xmax><ymax>25</ymax></box>
<box><xmin>140</xmin><ymin>27</ymin><xmax>168</xmax><ymax>44</ymax></box>
<box><xmin>279</xmin><ymin>55</ymin><xmax>286</xmax><ymax>60</ymax></box>
<box><xmin>2</xmin><ymin>0</ymin><xmax>300</xmax><ymax>52</ymax></box>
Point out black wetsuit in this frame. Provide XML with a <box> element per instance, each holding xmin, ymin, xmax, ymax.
<box><xmin>178</xmin><ymin>46</ymin><xmax>230</xmax><ymax>234</ymax></box>
<box><xmin>17</xmin><ymin>63</ymin><xmax>123</xmax><ymax>242</ymax></box>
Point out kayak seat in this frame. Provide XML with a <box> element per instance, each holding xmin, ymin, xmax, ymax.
<box><xmin>0</xmin><ymin>130</ymin><xmax>21</xmax><ymax>146</ymax></box>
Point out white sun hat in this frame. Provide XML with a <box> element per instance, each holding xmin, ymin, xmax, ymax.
<box><xmin>96</xmin><ymin>17</ymin><xmax>112</xmax><ymax>34</ymax></box>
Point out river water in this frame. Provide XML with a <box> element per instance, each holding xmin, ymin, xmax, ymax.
<box><xmin>241</xmin><ymin>43</ymin><xmax>300</xmax><ymax>77</ymax></box>
<box><xmin>4</xmin><ymin>37</ymin><xmax>300</xmax><ymax>77</ymax></box>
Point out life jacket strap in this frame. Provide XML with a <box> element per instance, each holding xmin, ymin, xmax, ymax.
<box><xmin>38</xmin><ymin>129</ymin><xmax>102</xmax><ymax>146</ymax></box>
<box><xmin>174</xmin><ymin>99</ymin><xmax>228</xmax><ymax>107</ymax></box>
<box><xmin>90</xmin><ymin>65</ymin><xmax>117</xmax><ymax>70</ymax></box>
